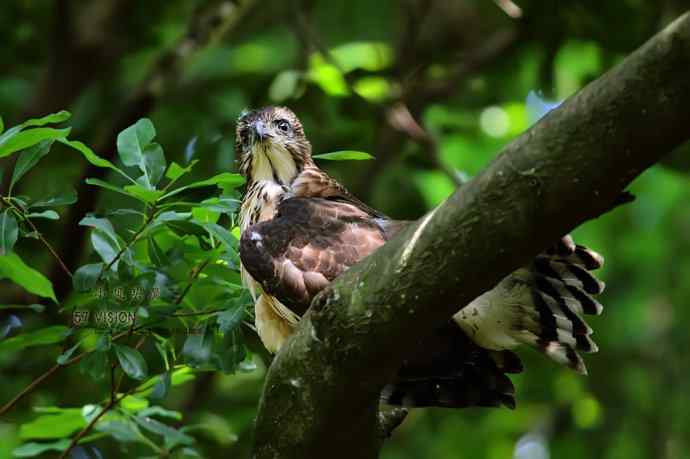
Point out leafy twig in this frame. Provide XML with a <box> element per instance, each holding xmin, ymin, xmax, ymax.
<box><xmin>0</xmin><ymin>196</ymin><xmax>72</xmax><ymax>278</ymax></box>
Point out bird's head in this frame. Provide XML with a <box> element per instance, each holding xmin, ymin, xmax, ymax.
<box><xmin>236</xmin><ymin>106</ymin><xmax>313</xmax><ymax>185</ymax></box>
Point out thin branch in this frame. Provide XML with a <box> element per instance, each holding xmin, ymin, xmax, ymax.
<box><xmin>174</xmin><ymin>258</ymin><xmax>212</xmax><ymax>306</ymax></box>
<box><xmin>0</xmin><ymin>197</ymin><xmax>72</xmax><ymax>278</ymax></box>
<box><xmin>97</xmin><ymin>208</ymin><xmax>156</xmax><ymax>282</ymax></box>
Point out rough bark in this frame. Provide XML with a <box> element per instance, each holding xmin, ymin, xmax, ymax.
<box><xmin>252</xmin><ymin>12</ymin><xmax>690</xmax><ymax>459</ymax></box>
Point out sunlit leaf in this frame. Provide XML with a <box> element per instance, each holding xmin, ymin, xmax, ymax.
<box><xmin>166</xmin><ymin>159</ymin><xmax>198</xmax><ymax>182</ymax></box>
<box><xmin>193</xmin><ymin>207</ymin><xmax>220</xmax><ymax>225</ymax></box>
<box><xmin>313</xmin><ymin>150</ymin><xmax>374</xmax><ymax>161</ymax></box>
<box><xmin>22</xmin><ymin>110</ymin><xmax>71</xmax><ymax>127</ymax></box>
<box><xmin>19</xmin><ymin>408</ymin><xmax>86</xmax><ymax>440</ymax></box>
<box><xmin>123</xmin><ymin>184</ymin><xmax>164</xmax><ymax>203</ymax></box>
<box><xmin>0</xmin><ymin>252</ymin><xmax>57</xmax><ymax>301</ymax></box>
<box><xmin>0</xmin><ymin>127</ymin><xmax>70</xmax><ymax>158</ymax></box>
<box><xmin>120</xmin><ymin>395</ymin><xmax>149</xmax><ymax>412</ymax></box>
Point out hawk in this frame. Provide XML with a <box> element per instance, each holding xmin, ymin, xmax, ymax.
<box><xmin>237</xmin><ymin>106</ymin><xmax>605</xmax><ymax>409</ymax></box>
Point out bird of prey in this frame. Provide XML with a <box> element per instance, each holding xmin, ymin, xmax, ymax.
<box><xmin>237</xmin><ymin>106</ymin><xmax>605</xmax><ymax>409</ymax></box>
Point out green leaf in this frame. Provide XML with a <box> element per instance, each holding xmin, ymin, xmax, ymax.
<box><xmin>117</xmin><ymin>118</ymin><xmax>166</xmax><ymax>189</ymax></box>
<box><xmin>201</xmin><ymin>223</ymin><xmax>237</xmax><ymax>249</ymax></box>
<box><xmin>215</xmin><ymin>328</ymin><xmax>246</xmax><ymax>373</ymax></box>
<box><xmin>91</xmin><ymin>230</ymin><xmax>120</xmax><ymax>268</ymax></box>
<box><xmin>120</xmin><ymin>394</ymin><xmax>149</xmax><ymax>412</ymax></box>
<box><xmin>313</xmin><ymin>150</ymin><xmax>374</xmax><ymax>161</ymax></box>
<box><xmin>117</xmin><ymin>118</ymin><xmax>156</xmax><ymax>167</ymax></box>
<box><xmin>85</xmin><ymin>177</ymin><xmax>131</xmax><ymax>198</ymax></box>
<box><xmin>59</xmin><ymin>138</ymin><xmax>132</xmax><ymax>182</ymax></box>
<box><xmin>26</xmin><ymin>210</ymin><xmax>59</xmax><ymax>220</ymax></box>
<box><xmin>19</xmin><ymin>408</ymin><xmax>85</xmax><ymax>439</ymax></box>
<box><xmin>161</xmin><ymin>173</ymin><xmax>245</xmax><ymax>200</ymax></box>
<box><xmin>269</xmin><ymin>69</ymin><xmax>302</xmax><ymax>102</ymax></box>
<box><xmin>0</xmin><ymin>127</ymin><xmax>70</xmax><ymax>158</ymax></box>
<box><xmin>143</xmin><ymin>143</ymin><xmax>166</xmax><ymax>187</ymax></box>
<box><xmin>0</xmin><ymin>116</ymin><xmax>3</xmax><ymax>134</ymax></box>
<box><xmin>123</xmin><ymin>184</ymin><xmax>164</xmax><ymax>203</ymax></box>
<box><xmin>10</xmin><ymin>140</ymin><xmax>53</xmax><ymax>191</ymax></box>
<box><xmin>182</xmin><ymin>325</ymin><xmax>213</xmax><ymax>367</ymax></box>
<box><xmin>114</xmin><ymin>344</ymin><xmax>148</xmax><ymax>380</ymax></box>
<box><xmin>0</xmin><ymin>210</ymin><xmax>19</xmax><ymax>255</ymax></box>
<box><xmin>139</xmin><ymin>405</ymin><xmax>181</xmax><ymax>420</ymax></box>
<box><xmin>12</xmin><ymin>439</ymin><xmax>71</xmax><ymax>457</ymax></box>
<box><xmin>79</xmin><ymin>216</ymin><xmax>119</xmax><ymax>243</ymax></box>
<box><xmin>31</xmin><ymin>189</ymin><xmax>77</xmax><ymax>208</ymax></box>
<box><xmin>148</xmin><ymin>237</ymin><xmax>168</xmax><ymax>268</ymax></box>
<box><xmin>165</xmin><ymin>160</ymin><xmax>198</xmax><ymax>181</ymax></box>
<box><xmin>192</xmin><ymin>207</ymin><xmax>220</xmax><ymax>224</ymax></box>
<box><xmin>0</xmin><ymin>325</ymin><xmax>69</xmax><ymax>352</ymax></box>
<box><xmin>80</xmin><ymin>216</ymin><xmax>122</xmax><ymax>268</ymax></box>
<box><xmin>80</xmin><ymin>348</ymin><xmax>108</xmax><ymax>381</ymax></box>
<box><xmin>73</xmin><ymin>263</ymin><xmax>103</xmax><ymax>292</ymax></box>
<box><xmin>153</xmin><ymin>211</ymin><xmax>191</xmax><ymax>224</ymax></box>
<box><xmin>217</xmin><ymin>305</ymin><xmax>245</xmax><ymax>334</ymax></box>
<box><xmin>150</xmin><ymin>371</ymin><xmax>172</xmax><ymax>400</ymax></box>
<box><xmin>201</xmin><ymin>197</ymin><xmax>239</xmax><ymax>214</ymax></box>
<box><xmin>95</xmin><ymin>419</ymin><xmax>144</xmax><ymax>443</ymax></box>
<box><xmin>22</xmin><ymin>110</ymin><xmax>71</xmax><ymax>127</ymax></box>
<box><xmin>134</xmin><ymin>415</ymin><xmax>194</xmax><ymax>450</ymax></box>
<box><xmin>0</xmin><ymin>252</ymin><xmax>57</xmax><ymax>301</ymax></box>
<box><xmin>57</xmin><ymin>341</ymin><xmax>81</xmax><ymax>365</ymax></box>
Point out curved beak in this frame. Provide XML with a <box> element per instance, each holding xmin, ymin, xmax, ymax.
<box><xmin>252</xmin><ymin>120</ymin><xmax>271</xmax><ymax>142</ymax></box>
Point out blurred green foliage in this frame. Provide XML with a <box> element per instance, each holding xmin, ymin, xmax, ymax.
<box><xmin>1</xmin><ymin>0</ymin><xmax>689</xmax><ymax>458</ymax></box>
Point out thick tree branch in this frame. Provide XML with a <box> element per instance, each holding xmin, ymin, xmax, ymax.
<box><xmin>252</xmin><ymin>12</ymin><xmax>690</xmax><ymax>459</ymax></box>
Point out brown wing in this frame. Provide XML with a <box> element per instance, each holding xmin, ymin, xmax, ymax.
<box><xmin>239</xmin><ymin>197</ymin><xmax>389</xmax><ymax>315</ymax></box>
<box><xmin>291</xmin><ymin>166</ymin><xmax>388</xmax><ymax>219</ymax></box>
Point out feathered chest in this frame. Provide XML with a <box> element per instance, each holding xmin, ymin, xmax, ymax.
<box><xmin>239</xmin><ymin>180</ymin><xmax>289</xmax><ymax>231</ymax></box>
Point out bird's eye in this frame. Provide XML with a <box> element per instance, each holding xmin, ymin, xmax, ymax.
<box><xmin>276</xmin><ymin>120</ymin><xmax>291</xmax><ymax>133</ymax></box>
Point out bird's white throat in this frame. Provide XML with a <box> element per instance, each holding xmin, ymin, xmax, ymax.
<box><xmin>249</xmin><ymin>143</ymin><xmax>298</xmax><ymax>186</ymax></box>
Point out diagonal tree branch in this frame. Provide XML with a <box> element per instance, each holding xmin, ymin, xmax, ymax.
<box><xmin>252</xmin><ymin>11</ymin><xmax>690</xmax><ymax>459</ymax></box>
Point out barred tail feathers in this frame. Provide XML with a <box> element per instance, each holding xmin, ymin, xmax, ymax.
<box><xmin>453</xmin><ymin>239</ymin><xmax>604</xmax><ymax>375</ymax></box>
